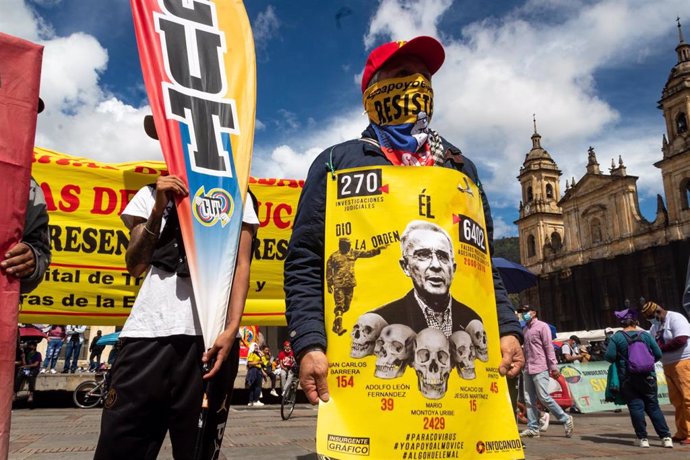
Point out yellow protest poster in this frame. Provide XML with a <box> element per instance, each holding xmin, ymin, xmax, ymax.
<box><xmin>318</xmin><ymin>165</ymin><xmax>522</xmax><ymax>459</ymax></box>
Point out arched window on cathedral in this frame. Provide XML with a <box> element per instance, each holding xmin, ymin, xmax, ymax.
<box><xmin>527</xmin><ymin>186</ymin><xmax>533</xmax><ymax>202</ymax></box>
<box><xmin>551</xmin><ymin>231</ymin><xmax>562</xmax><ymax>251</ymax></box>
<box><xmin>527</xmin><ymin>235</ymin><xmax>536</xmax><ymax>258</ymax></box>
<box><xmin>681</xmin><ymin>178</ymin><xmax>690</xmax><ymax>210</ymax></box>
<box><xmin>546</xmin><ymin>184</ymin><xmax>554</xmax><ymax>199</ymax></box>
<box><xmin>590</xmin><ymin>218</ymin><xmax>603</xmax><ymax>244</ymax></box>
<box><xmin>677</xmin><ymin>112</ymin><xmax>688</xmax><ymax>135</ymax></box>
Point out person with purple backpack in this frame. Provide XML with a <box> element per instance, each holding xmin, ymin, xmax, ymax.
<box><xmin>605</xmin><ymin>308</ymin><xmax>673</xmax><ymax>448</ymax></box>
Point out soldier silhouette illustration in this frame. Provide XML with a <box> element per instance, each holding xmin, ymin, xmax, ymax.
<box><xmin>327</xmin><ymin>237</ymin><xmax>385</xmax><ymax>335</ymax></box>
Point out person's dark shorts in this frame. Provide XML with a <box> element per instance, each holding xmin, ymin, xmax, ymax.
<box><xmin>94</xmin><ymin>335</ymin><xmax>206</xmax><ymax>460</ymax></box>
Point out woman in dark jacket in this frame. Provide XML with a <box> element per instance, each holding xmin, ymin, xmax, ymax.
<box><xmin>605</xmin><ymin>309</ymin><xmax>673</xmax><ymax>448</ymax></box>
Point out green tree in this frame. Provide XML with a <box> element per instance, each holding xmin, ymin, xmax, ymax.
<box><xmin>493</xmin><ymin>237</ymin><xmax>520</xmax><ymax>263</ymax></box>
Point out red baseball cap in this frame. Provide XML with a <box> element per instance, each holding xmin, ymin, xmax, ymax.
<box><xmin>361</xmin><ymin>36</ymin><xmax>445</xmax><ymax>92</ymax></box>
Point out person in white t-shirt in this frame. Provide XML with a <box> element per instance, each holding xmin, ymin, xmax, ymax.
<box><xmin>61</xmin><ymin>325</ymin><xmax>86</xmax><ymax>373</ymax></box>
<box><xmin>642</xmin><ymin>301</ymin><xmax>690</xmax><ymax>445</ymax></box>
<box><xmin>561</xmin><ymin>335</ymin><xmax>583</xmax><ymax>364</ymax></box>
<box><xmin>94</xmin><ymin>173</ymin><xmax>259</xmax><ymax>459</ymax></box>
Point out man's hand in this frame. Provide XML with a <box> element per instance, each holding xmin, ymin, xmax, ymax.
<box><xmin>499</xmin><ymin>335</ymin><xmax>525</xmax><ymax>378</ymax></box>
<box><xmin>299</xmin><ymin>349</ymin><xmax>330</xmax><ymax>404</ymax></box>
<box><xmin>201</xmin><ymin>329</ymin><xmax>235</xmax><ymax>380</ymax></box>
<box><xmin>549</xmin><ymin>368</ymin><xmax>561</xmax><ymax>379</ymax></box>
<box><xmin>1</xmin><ymin>242</ymin><xmax>35</xmax><ymax>278</ymax></box>
<box><xmin>153</xmin><ymin>175</ymin><xmax>188</xmax><ymax>215</ymax></box>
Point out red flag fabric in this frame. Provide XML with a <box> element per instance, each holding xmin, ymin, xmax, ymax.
<box><xmin>0</xmin><ymin>33</ymin><xmax>43</xmax><ymax>458</ymax></box>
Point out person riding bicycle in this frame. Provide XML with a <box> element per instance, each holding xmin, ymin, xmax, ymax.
<box><xmin>275</xmin><ymin>341</ymin><xmax>296</xmax><ymax>390</ymax></box>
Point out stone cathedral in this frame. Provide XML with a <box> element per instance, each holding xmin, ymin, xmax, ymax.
<box><xmin>515</xmin><ymin>26</ymin><xmax>690</xmax><ymax>331</ymax></box>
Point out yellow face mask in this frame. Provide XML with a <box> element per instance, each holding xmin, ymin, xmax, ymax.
<box><xmin>362</xmin><ymin>73</ymin><xmax>434</xmax><ymax>126</ymax></box>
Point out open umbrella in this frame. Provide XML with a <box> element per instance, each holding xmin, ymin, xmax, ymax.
<box><xmin>492</xmin><ymin>257</ymin><xmax>538</xmax><ymax>294</ymax></box>
<box><xmin>18</xmin><ymin>326</ymin><xmax>47</xmax><ymax>341</ymax></box>
<box><xmin>96</xmin><ymin>331</ymin><xmax>120</xmax><ymax>347</ymax></box>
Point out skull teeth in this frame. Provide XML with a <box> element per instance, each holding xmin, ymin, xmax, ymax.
<box><xmin>376</xmin><ymin>364</ymin><xmax>401</xmax><ymax>372</ymax></box>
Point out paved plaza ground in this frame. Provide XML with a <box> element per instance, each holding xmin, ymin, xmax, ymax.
<box><xmin>8</xmin><ymin>401</ymin><xmax>690</xmax><ymax>459</ymax></box>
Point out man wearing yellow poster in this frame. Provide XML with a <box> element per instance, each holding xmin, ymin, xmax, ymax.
<box><xmin>285</xmin><ymin>36</ymin><xmax>525</xmax><ymax>459</ymax></box>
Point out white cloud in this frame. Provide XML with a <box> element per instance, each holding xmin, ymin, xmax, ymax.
<box><xmin>40</xmin><ymin>33</ymin><xmax>108</xmax><ymax>111</ymax></box>
<box><xmin>364</xmin><ymin>0</ymin><xmax>453</xmax><ymax>48</ymax></box>
<box><xmin>492</xmin><ymin>215</ymin><xmax>516</xmax><ymax>238</ymax></box>
<box><xmin>36</xmin><ymin>98</ymin><xmax>161</xmax><ymax>162</ymax></box>
<box><xmin>253</xmin><ymin>5</ymin><xmax>280</xmax><ymax>50</ymax></box>
<box><xmin>251</xmin><ymin>107</ymin><xmax>368</xmax><ymax>178</ymax></box>
<box><xmin>252</xmin><ymin>145</ymin><xmax>323</xmax><ymax>180</ymax></box>
<box><xmin>0</xmin><ymin>0</ymin><xmax>45</xmax><ymax>40</ymax></box>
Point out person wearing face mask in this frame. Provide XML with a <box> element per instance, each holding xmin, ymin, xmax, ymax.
<box><xmin>605</xmin><ymin>308</ymin><xmax>672</xmax><ymax>448</ymax></box>
<box><xmin>284</xmin><ymin>36</ymin><xmax>524</xmax><ymax>406</ymax></box>
<box><xmin>642</xmin><ymin>301</ymin><xmax>690</xmax><ymax>445</ymax></box>
<box><xmin>517</xmin><ymin>306</ymin><xmax>574</xmax><ymax>439</ymax></box>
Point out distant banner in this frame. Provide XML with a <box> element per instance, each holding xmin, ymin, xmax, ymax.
<box><xmin>20</xmin><ymin>148</ymin><xmax>300</xmax><ymax>326</ymax></box>
<box><xmin>131</xmin><ymin>0</ymin><xmax>256</xmax><ymax>350</ymax></box>
<box><xmin>238</xmin><ymin>325</ymin><xmax>258</xmax><ymax>361</ymax></box>
<box><xmin>558</xmin><ymin>361</ymin><xmax>670</xmax><ymax>413</ymax></box>
<box><xmin>317</xmin><ymin>166</ymin><xmax>521</xmax><ymax>460</ymax></box>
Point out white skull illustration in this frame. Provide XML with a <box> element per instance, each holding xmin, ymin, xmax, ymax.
<box><xmin>413</xmin><ymin>328</ymin><xmax>452</xmax><ymax>399</ymax></box>
<box><xmin>374</xmin><ymin>324</ymin><xmax>416</xmax><ymax>379</ymax></box>
<box><xmin>449</xmin><ymin>330</ymin><xmax>476</xmax><ymax>380</ymax></box>
<box><xmin>350</xmin><ymin>313</ymin><xmax>388</xmax><ymax>358</ymax></box>
<box><xmin>466</xmin><ymin>319</ymin><xmax>488</xmax><ymax>362</ymax></box>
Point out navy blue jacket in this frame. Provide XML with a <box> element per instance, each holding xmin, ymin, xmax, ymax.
<box><xmin>284</xmin><ymin>127</ymin><xmax>522</xmax><ymax>357</ymax></box>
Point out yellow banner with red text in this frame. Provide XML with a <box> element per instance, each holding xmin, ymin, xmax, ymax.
<box><xmin>19</xmin><ymin>148</ymin><xmax>301</xmax><ymax>326</ymax></box>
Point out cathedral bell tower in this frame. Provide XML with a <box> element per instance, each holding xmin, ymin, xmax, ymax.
<box><xmin>515</xmin><ymin>117</ymin><xmax>564</xmax><ymax>272</ymax></box>
<box><xmin>656</xmin><ymin>18</ymin><xmax>690</xmax><ymax>227</ymax></box>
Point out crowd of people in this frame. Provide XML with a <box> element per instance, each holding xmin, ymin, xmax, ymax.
<box><xmin>244</xmin><ymin>340</ymin><xmax>296</xmax><ymax>406</ymax></box>
<box><xmin>13</xmin><ymin>324</ymin><xmax>118</xmax><ymax>404</ymax></box>
<box><xmin>33</xmin><ymin>325</ymin><xmax>110</xmax><ymax>375</ymax></box>
<box><xmin>510</xmin><ymin>299</ymin><xmax>690</xmax><ymax>449</ymax></box>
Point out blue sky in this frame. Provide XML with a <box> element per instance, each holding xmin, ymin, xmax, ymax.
<box><xmin>2</xmin><ymin>0</ymin><xmax>688</xmax><ymax>237</ymax></box>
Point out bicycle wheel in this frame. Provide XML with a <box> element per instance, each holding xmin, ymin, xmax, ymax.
<box><xmin>73</xmin><ymin>380</ymin><xmax>103</xmax><ymax>408</ymax></box>
<box><xmin>280</xmin><ymin>383</ymin><xmax>297</xmax><ymax>420</ymax></box>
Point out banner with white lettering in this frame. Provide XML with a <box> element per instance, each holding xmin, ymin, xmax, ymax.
<box><xmin>317</xmin><ymin>166</ymin><xmax>522</xmax><ymax>460</ymax></box>
<box><xmin>131</xmin><ymin>0</ymin><xmax>256</xmax><ymax>349</ymax></box>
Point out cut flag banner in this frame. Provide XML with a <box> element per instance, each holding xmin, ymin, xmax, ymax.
<box><xmin>0</xmin><ymin>33</ymin><xmax>43</xmax><ymax>460</ymax></box>
<box><xmin>130</xmin><ymin>0</ymin><xmax>256</xmax><ymax>349</ymax></box>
